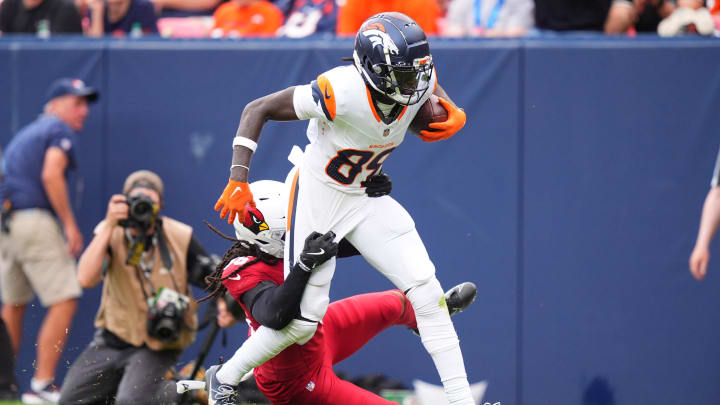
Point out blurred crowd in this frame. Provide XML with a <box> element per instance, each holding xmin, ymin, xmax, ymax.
<box><xmin>0</xmin><ymin>0</ymin><xmax>719</xmax><ymax>39</ymax></box>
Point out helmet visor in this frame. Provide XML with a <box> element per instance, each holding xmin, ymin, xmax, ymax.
<box><xmin>382</xmin><ymin>61</ymin><xmax>433</xmax><ymax>105</ymax></box>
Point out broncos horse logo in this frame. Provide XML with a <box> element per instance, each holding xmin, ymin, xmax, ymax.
<box><xmin>362</xmin><ymin>22</ymin><xmax>399</xmax><ymax>56</ymax></box>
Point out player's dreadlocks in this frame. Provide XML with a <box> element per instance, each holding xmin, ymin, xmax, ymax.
<box><xmin>198</xmin><ymin>221</ymin><xmax>280</xmax><ymax>303</ymax></box>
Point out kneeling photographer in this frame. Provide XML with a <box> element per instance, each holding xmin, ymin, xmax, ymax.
<box><xmin>59</xmin><ymin>170</ymin><xmax>216</xmax><ymax>405</ymax></box>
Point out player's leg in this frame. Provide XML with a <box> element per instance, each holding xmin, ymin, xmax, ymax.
<box><xmin>322</xmin><ymin>290</ymin><xmax>417</xmax><ymax>365</ymax></box>
<box><xmin>285</xmin><ymin>168</ymin><xmax>364</xmax><ymax>322</ymax></box>
<box><xmin>289</xmin><ymin>365</ymin><xmax>398</xmax><ymax>405</ymax></box>
<box><xmin>345</xmin><ymin>196</ymin><xmax>474</xmax><ymax>405</ymax></box>
<box><xmin>213</xmin><ymin>319</ymin><xmax>319</xmax><ymax>387</ymax></box>
<box><xmin>216</xmin><ymin>170</ymin><xmax>356</xmax><ymax>386</ymax></box>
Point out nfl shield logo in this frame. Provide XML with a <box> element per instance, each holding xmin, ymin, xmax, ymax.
<box><xmin>306</xmin><ymin>381</ymin><xmax>315</xmax><ymax>392</ymax></box>
<box><xmin>383</xmin><ymin>128</ymin><xmax>390</xmax><ymax>137</ymax></box>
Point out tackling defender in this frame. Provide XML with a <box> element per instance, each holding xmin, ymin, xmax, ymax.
<box><xmin>201</xmin><ymin>180</ymin><xmax>476</xmax><ymax>405</ymax></box>
<box><xmin>213</xmin><ymin>12</ymin><xmax>471</xmax><ymax>405</ymax></box>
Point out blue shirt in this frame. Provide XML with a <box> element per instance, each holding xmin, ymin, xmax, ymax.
<box><xmin>0</xmin><ymin>115</ymin><xmax>77</xmax><ymax>211</ymax></box>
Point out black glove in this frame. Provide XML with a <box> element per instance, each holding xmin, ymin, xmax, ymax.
<box><xmin>297</xmin><ymin>231</ymin><xmax>339</xmax><ymax>272</ymax></box>
<box><xmin>361</xmin><ymin>171</ymin><xmax>392</xmax><ymax>197</ymax></box>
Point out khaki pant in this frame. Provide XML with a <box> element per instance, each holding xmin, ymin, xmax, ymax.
<box><xmin>0</xmin><ymin>209</ymin><xmax>81</xmax><ymax>306</ymax></box>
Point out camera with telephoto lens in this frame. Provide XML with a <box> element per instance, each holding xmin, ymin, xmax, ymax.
<box><xmin>118</xmin><ymin>194</ymin><xmax>158</xmax><ymax>231</ymax></box>
<box><xmin>147</xmin><ymin>287</ymin><xmax>189</xmax><ymax>343</ymax></box>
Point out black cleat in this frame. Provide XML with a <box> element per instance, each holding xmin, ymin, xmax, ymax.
<box><xmin>409</xmin><ymin>282</ymin><xmax>478</xmax><ymax>336</ymax></box>
<box><xmin>445</xmin><ymin>282</ymin><xmax>477</xmax><ymax>316</ymax></box>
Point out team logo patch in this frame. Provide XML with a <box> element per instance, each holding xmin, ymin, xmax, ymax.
<box><xmin>305</xmin><ymin>381</ymin><xmax>315</xmax><ymax>392</ymax></box>
<box><xmin>71</xmin><ymin>79</ymin><xmax>85</xmax><ymax>89</ymax></box>
<box><xmin>243</xmin><ymin>206</ymin><xmax>269</xmax><ymax>234</ymax></box>
<box><xmin>59</xmin><ymin>138</ymin><xmax>72</xmax><ymax>151</ymax></box>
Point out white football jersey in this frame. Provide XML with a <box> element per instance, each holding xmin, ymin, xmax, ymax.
<box><xmin>293</xmin><ymin>64</ymin><xmax>437</xmax><ymax>194</ymax></box>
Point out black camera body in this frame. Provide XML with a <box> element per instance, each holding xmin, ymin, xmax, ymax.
<box><xmin>146</xmin><ymin>288</ymin><xmax>189</xmax><ymax>343</ymax></box>
<box><xmin>119</xmin><ymin>194</ymin><xmax>158</xmax><ymax>231</ymax></box>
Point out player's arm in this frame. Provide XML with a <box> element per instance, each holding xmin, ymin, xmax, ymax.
<box><xmin>419</xmin><ymin>83</ymin><xmax>467</xmax><ymax>142</ymax></box>
<box><xmin>690</xmin><ymin>186</ymin><xmax>720</xmax><ymax>280</ymax></box>
<box><xmin>215</xmin><ymin>87</ymin><xmax>298</xmax><ymax>224</ymax></box>
<box><xmin>242</xmin><ymin>231</ymin><xmax>338</xmax><ymax>330</ymax></box>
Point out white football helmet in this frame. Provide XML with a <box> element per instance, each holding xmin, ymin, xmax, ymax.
<box><xmin>233</xmin><ymin>180</ymin><xmax>287</xmax><ymax>258</ymax></box>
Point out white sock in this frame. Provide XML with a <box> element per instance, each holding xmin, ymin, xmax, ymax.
<box><xmin>30</xmin><ymin>378</ymin><xmax>52</xmax><ymax>392</ymax></box>
<box><xmin>216</xmin><ymin>319</ymin><xmax>318</xmax><ymax>385</ymax></box>
<box><xmin>407</xmin><ymin>278</ymin><xmax>474</xmax><ymax>405</ymax></box>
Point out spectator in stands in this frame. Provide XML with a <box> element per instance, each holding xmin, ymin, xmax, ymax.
<box><xmin>0</xmin><ymin>77</ymin><xmax>98</xmax><ymax>404</ymax></box>
<box><xmin>151</xmin><ymin>0</ymin><xmax>220</xmax><ymax>17</ymax></box>
<box><xmin>534</xmin><ymin>0</ymin><xmax>612</xmax><ymax>31</ymax></box>
<box><xmin>84</xmin><ymin>0</ymin><xmax>157</xmax><ymax>37</ymax></box>
<box><xmin>279</xmin><ymin>0</ymin><xmax>337</xmax><ymax>38</ymax></box>
<box><xmin>657</xmin><ymin>0</ymin><xmax>714</xmax><ymax>36</ymax></box>
<box><xmin>336</xmin><ymin>0</ymin><xmax>441</xmax><ymax>35</ymax></box>
<box><xmin>605</xmin><ymin>0</ymin><xmax>676</xmax><ymax>33</ymax></box>
<box><xmin>212</xmin><ymin>0</ymin><xmax>283</xmax><ymax>37</ymax></box>
<box><xmin>58</xmin><ymin>170</ymin><xmax>217</xmax><ymax>405</ymax></box>
<box><xmin>443</xmin><ymin>0</ymin><xmax>534</xmax><ymax>37</ymax></box>
<box><xmin>0</xmin><ymin>0</ymin><xmax>82</xmax><ymax>34</ymax></box>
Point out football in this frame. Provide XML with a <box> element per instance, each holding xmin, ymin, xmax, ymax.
<box><xmin>408</xmin><ymin>95</ymin><xmax>448</xmax><ymax>135</ymax></box>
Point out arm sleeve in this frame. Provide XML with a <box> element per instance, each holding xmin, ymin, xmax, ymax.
<box><xmin>293</xmin><ymin>74</ymin><xmax>337</xmax><ymax>122</ymax></box>
<box><xmin>293</xmin><ymin>83</ymin><xmax>328</xmax><ymax>121</ymax></box>
<box><xmin>47</xmin><ymin>127</ymin><xmax>77</xmax><ymax>169</ymax></box>
<box><xmin>186</xmin><ymin>233</ymin><xmax>214</xmax><ymax>288</ymax></box>
<box><xmin>244</xmin><ymin>264</ymin><xmax>311</xmax><ymax>330</ymax></box>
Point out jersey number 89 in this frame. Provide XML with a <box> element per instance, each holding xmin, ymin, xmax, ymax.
<box><xmin>325</xmin><ymin>148</ymin><xmax>395</xmax><ymax>185</ymax></box>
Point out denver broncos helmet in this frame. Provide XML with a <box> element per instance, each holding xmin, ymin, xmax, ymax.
<box><xmin>233</xmin><ymin>180</ymin><xmax>286</xmax><ymax>258</ymax></box>
<box><xmin>353</xmin><ymin>12</ymin><xmax>433</xmax><ymax>106</ymax></box>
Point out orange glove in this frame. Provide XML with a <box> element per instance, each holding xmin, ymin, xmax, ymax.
<box><xmin>419</xmin><ymin>97</ymin><xmax>466</xmax><ymax>142</ymax></box>
<box><xmin>215</xmin><ymin>179</ymin><xmax>255</xmax><ymax>225</ymax></box>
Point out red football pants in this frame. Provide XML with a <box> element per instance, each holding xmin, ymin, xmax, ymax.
<box><xmin>262</xmin><ymin>289</ymin><xmax>417</xmax><ymax>405</ymax></box>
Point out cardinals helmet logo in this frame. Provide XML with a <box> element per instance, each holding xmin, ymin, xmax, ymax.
<box><xmin>243</xmin><ymin>206</ymin><xmax>269</xmax><ymax>235</ymax></box>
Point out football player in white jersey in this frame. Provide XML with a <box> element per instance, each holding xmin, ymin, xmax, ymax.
<box><xmin>211</xmin><ymin>11</ymin><xmax>471</xmax><ymax>405</ymax></box>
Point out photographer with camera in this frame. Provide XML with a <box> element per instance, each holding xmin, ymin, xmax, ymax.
<box><xmin>59</xmin><ymin>170</ymin><xmax>216</xmax><ymax>405</ymax></box>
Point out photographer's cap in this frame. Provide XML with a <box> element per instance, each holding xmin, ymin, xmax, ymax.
<box><xmin>123</xmin><ymin>170</ymin><xmax>164</xmax><ymax>202</ymax></box>
<box><xmin>46</xmin><ymin>78</ymin><xmax>99</xmax><ymax>103</ymax></box>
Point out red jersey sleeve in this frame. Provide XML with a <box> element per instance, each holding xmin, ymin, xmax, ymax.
<box><xmin>220</xmin><ymin>257</ymin><xmax>285</xmax><ymax>329</ymax></box>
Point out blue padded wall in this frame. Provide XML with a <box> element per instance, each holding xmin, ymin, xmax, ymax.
<box><xmin>1</xmin><ymin>37</ymin><xmax>719</xmax><ymax>405</ymax></box>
